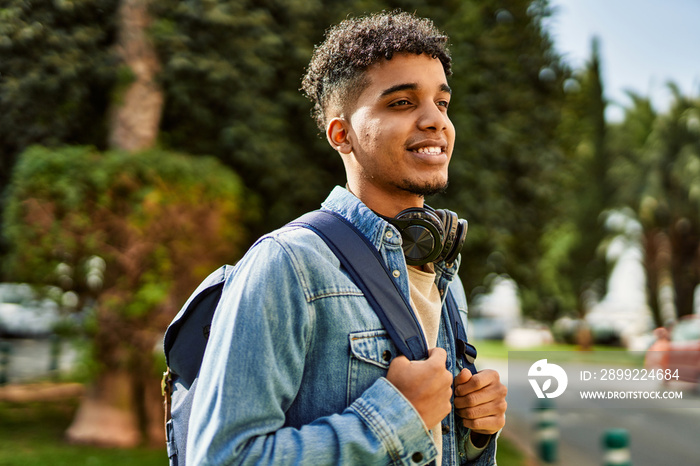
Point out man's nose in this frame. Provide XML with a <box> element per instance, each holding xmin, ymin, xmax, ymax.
<box><xmin>417</xmin><ymin>103</ymin><xmax>448</xmax><ymax>131</ymax></box>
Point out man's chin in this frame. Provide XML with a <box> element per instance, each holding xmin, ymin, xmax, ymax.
<box><xmin>397</xmin><ymin>179</ymin><xmax>449</xmax><ymax>197</ymax></box>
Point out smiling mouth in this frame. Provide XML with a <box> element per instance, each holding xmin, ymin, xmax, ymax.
<box><xmin>412</xmin><ymin>146</ymin><xmax>444</xmax><ymax>155</ymax></box>
<box><xmin>408</xmin><ymin>144</ymin><xmax>450</xmax><ymax>157</ymax></box>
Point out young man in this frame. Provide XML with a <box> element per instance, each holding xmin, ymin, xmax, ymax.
<box><xmin>188</xmin><ymin>11</ymin><xmax>507</xmax><ymax>465</ymax></box>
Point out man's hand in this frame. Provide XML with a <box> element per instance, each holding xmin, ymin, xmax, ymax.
<box><xmin>386</xmin><ymin>347</ymin><xmax>453</xmax><ymax>428</ymax></box>
<box><xmin>454</xmin><ymin>368</ymin><xmax>507</xmax><ymax>435</ymax></box>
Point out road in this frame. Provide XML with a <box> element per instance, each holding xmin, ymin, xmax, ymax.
<box><xmin>482</xmin><ymin>356</ymin><xmax>700</xmax><ymax>465</ymax></box>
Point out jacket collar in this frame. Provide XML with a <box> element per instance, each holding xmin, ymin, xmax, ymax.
<box><xmin>320</xmin><ymin>186</ymin><xmax>461</xmax><ymax>283</ymax></box>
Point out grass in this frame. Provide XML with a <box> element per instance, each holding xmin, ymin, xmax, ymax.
<box><xmin>0</xmin><ymin>397</ymin><xmax>165</xmax><ymax>466</ymax></box>
<box><xmin>0</xmin><ymin>390</ymin><xmax>527</xmax><ymax>465</ymax></box>
<box><xmin>474</xmin><ymin>339</ymin><xmax>645</xmax><ymax>366</ymax></box>
<box><xmin>495</xmin><ymin>435</ymin><xmax>528</xmax><ymax>465</ymax></box>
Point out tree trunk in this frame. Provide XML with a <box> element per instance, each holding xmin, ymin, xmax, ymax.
<box><xmin>645</xmin><ymin>230</ymin><xmax>677</xmax><ymax>326</ymax></box>
<box><xmin>108</xmin><ymin>0</ymin><xmax>163</xmax><ymax>151</ymax></box>
<box><xmin>65</xmin><ymin>370</ymin><xmax>141</xmax><ymax>447</ymax></box>
<box><xmin>66</xmin><ymin>0</ymin><xmax>166</xmax><ymax>447</ymax></box>
<box><xmin>670</xmin><ymin>218</ymin><xmax>700</xmax><ymax>318</ymax></box>
<box><xmin>66</xmin><ymin>319</ymin><xmax>166</xmax><ymax>447</ymax></box>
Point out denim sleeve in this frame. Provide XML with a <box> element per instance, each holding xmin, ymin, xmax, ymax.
<box><xmin>457</xmin><ymin>423</ymin><xmax>499</xmax><ymax>465</ymax></box>
<box><xmin>186</xmin><ymin>236</ymin><xmax>437</xmax><ymax>465</ymax></box>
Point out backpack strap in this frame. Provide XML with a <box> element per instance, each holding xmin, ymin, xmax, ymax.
<box><xmin>163</xmin><ymin>210</ymin><xmax>477</xmax><ymax>377</ymax></box>
<box><xmin>291</xmin><ymin>210</ymin><xmax>429</xmax><ymax>361</ymax></box>
<box><xmin>445</xmin><ymin>288</ymin><xmax>478</xmax><ymax>374</ymax></box>
<box><xmin>164</xmin><ymin>265</ymin><xmax>234</xmax><ymax>386</ymax></box>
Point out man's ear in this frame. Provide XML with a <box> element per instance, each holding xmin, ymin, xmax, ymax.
<box><xmin>326</xmin><ymin>117</ymin><xmax>353</xmax><ymax>155</ymax></box>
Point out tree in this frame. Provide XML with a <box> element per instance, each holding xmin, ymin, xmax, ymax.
<box><xmin>150</xmin><ymin>0</ymin><xmax>343</xmax><ymax>238</ymax></box>
<box><xmin>108</xmin><ymin>0</ymin><xmax>163</xmax><ymax>151</ymax></box>
<box><xmin>3</xmin><ymin>0</ymin><xmax>573</xmax><ymax>303</ymax></box>
<box><xmin>149</xmin><ymin>0</ymin><xmax>572</xmax><ymax>286</ymax></box>
<box><xmin>537</xmin><ymin>37</ymin><xmax>612</xmax><ymax>323</ymax></box>
<box><xmin>608</xmin><ymin>93</ymin><xmax>663</xmax><ymax>322</ymax></box>
<box><xmin>2</xmin><ymin>1</ymin><xmax>580</xmax><ymax>409</ymax></box>
<box><xmin>1</xmin><ymin>0</ymin><xmax>252</xmax><ymax>447</ymax></box>
<box><xmin>3</xmin><ymin>146</ymin><xmax>249</xmax><ymax>446</ymax></box>
<box><xmin>66</xmin><ymin>0</ymin><xmax>168</xmax><ymax>445</ymax></box>
<box><xmin>430</xmin><ymin>0</ymin><xmax>570</xmax><ymax>316</ymax></box>
<box><xmin>0</xmin><ymin>0</ymin><xmax>119</xmax><ymax>257</ymax></box>
<box><xmin>610</xmin><ymin>85</ymin><xmax>700</xmax><ymax>324</ymax></box>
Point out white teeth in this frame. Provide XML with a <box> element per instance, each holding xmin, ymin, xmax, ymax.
<box><xmin>415</xmin><ymin>146</ymin><xmax>442</xmax><ymax>155</ymax></box>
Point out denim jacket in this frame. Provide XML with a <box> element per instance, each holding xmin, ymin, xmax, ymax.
<box><xmin>187</xmin><ymin>186</ymin><xmax>498</xmax><ymax>465</ymax></box>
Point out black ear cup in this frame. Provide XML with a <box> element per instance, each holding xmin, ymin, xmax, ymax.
<box><xmin>434</xmin><ymin>209</ymin><xmax>456</xmax><ymax>264</ymax></box>
<box><xmin>382</xmin><ymin>207</ymin><xmax>468</xmax><ymax>266</ymax></box>
<box><xmin>441</xmin><ymin>214</ymin><xmax>468</xmax><ymax>265</ymax></box>
<box><xmin>392</xmin><ymin>207</ymin><xmax>445</xmax><ymax>265</ymax></box>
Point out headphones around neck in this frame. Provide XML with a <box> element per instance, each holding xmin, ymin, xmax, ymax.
<box><xmin>379</xmin><ymin>206</ymin><xmax>468</xmax><ymax>266</ymax></box>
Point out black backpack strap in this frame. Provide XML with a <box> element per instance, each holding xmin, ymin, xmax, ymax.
<box><xmin>291</xmin><ymin>210</ymin><xmax>429</xmax><ymax>361</ymax></box>
<box><xmin>445</xmin><ymin>288</ymin><xmax>478</xmax><ymax>374</ymax></box>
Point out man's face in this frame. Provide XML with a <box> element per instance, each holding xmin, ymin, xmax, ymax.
<box><xmin>339</xmin><ymin>53</ymin><xmax>455</xmax><ymax>213</ymax></box>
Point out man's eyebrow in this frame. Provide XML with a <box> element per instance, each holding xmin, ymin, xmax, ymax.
<box><xmin>380</xmin><ymin>83</ymin><xmax>418</xmax><ymax>98</ymax></box>
<box><xmin>379</xmin><ymin>82</ymin><xmax>452</xmax><ymax>98</ymax></box>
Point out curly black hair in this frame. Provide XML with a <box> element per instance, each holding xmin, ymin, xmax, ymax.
<box><xmin>301</xmin><ymin>11</ymin><xmax>452</xmax><ymax>131</ymax></box>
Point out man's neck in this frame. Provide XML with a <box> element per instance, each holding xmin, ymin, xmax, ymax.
<box><xmin>345</xmin><ymin>182</ymin><xmax>424</xmax><ymax>217</ymax></box>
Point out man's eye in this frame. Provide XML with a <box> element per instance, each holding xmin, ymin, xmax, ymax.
<box><xmin>389</xmin><ymin>99</ymin><xmax>411</xmax><ymax>107</ymax></box>
<box><xmin>437</xmin><ymin>100</ymin><xmax>450</xmax><ymax>109</ymax></box>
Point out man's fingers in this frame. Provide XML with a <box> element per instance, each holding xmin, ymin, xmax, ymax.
<box><xmin>455</xmin><ymin>396</ymin><xmax>508</xmax><ymax>419</ymax></box>
<box><xmin>390</xmin><ymin>354</ymin><xmax>410</xmax><ymax>368</ymax></box>
<box><xmin>454</xmin><ymin>379</ymin><xmax>507</xmax><ymax>409</ymax></box>
<box><xmin>454</xmin><ymin>369</ymin><xmax>499</xmax><ymax>397</ymax></box>
<box><xmin>387</xmin><ymin>346</ymin><xmax>456</xmax><ymax>428</ymax></box>
<box><xmin>427</xmin><ymin>346</ymin><xmax>447</xmax><ymax>365</ymax></box>
<box><xmin>454</xmin><ymin>368</ymin><xmax>507</xmax><ymax>436</ymax></box>
<box><xmin>454</xmin><ymin>367</ymin><xmax>472</xmax><ymax>386</ymax></box>
<box><xmin>461</xmin><ymin>413</ymin><xmax>506</xmax><ymax>434</ymax></box>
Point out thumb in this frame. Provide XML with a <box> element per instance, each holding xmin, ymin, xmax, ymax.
<box><xmin>455</xmin><ymin>367</ymin><xmax>473</xmax><ymax>385</ymax></box>
<box><xmin>427</xmin><ymin>347</ymin><xmax>447</xmax><ymax>365</ymax></box>
<box><xmin>388</xmin><ymin>354</ymin><xmax>410</xmax><ymax>370</ymax></box>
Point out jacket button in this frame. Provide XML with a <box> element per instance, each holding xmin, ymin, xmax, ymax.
<box><xmin>411</xmin><ymin>452</ymin><xmax>424</xmax><ymax>463</ymax></box>
<box><xmin>382</xmin><ymin>350</ymin><xmax>392</xmax><ymax>362</ymax></box>
<box><xmin>392</xmin><ymin>270</ymin><xmax>400</xmax><ymax>278</ymax></box>
<box><xmin>442</xmin><ymin>424</ymin><xmax>450</xmax><ymax>435</ymax></box>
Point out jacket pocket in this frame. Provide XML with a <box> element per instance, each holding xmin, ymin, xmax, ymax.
<box><xmin>347</xmin><ymin>330</ymin><xmax>398</xmax><ymax>404</ymax></box>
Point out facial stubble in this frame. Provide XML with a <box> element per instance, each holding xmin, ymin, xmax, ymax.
<box><xmin>395</xmin><ymin>178</ymin><xmax>449</xmax><ymax>197</ymax></box>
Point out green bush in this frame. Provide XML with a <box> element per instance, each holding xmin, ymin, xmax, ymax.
<box><xmin>2</xmin><ymin>143</ymin><xmax>251</xmax><ymax>384</ymax></box>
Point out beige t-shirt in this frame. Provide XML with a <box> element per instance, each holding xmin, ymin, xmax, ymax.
<box><xmin>406</xmin><ymin>265</ymin><xmax>491</xmax><ymax>463</ymax></box>
<box><xmin>407</xmin><ymin>264</ymin><xmax>444</xmax><ymax>465</ymax></box>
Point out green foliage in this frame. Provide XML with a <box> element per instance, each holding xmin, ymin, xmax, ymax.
<box><xmin>609</xmin><ymin>86</ymin><xmax>700</xmax><ymax>320</ymax></box>
<box><xmin>0</xmin><ymin>0</ymin><xmax>120</xmax><ymax>199</ymax></box>
<box><xmin>2</xmin><ymin>145</ymin><xmax>250</xmax><ymax>371</ymax></box>
<box><xmin>533</xmin><ymin>37</ymin><xmax>611</xmax><ymax>319</ymax></box>
<box><xmin>3</xmin><ymin>0</ymin><xmax>653</xmax><ymax>325</ymax></box>
<box><xmin>150</xmin><ymin>0</ymin><xmax>341</xmax><ymax>237</ymax></box>
<box><xmin>431</xmin><ymin>0</ymin><xmax>571</xmax><ymax>305</ymax></box>
<box><xmin>535</xmin><ymin>220</ymin><xmax>580</xmax><ymax>314</ymax></box>
<box><xmin>149</xmin><ymin>0</ymin><xmax>572</xmax><ymax>307</ymax></box>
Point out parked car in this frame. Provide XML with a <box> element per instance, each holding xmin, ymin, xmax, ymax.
<box><xmin>667</xmin><ymin>315</ymin><xmax>700</xmax><ymax>383</ymax></box>
<box><xmin>0</xmin><ymin>283</ymin><xmax>61</xmax><ymax>338</ymax></box>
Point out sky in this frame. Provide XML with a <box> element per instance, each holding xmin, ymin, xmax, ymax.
<box><xmin>544</xmin><ymin>0</ymin><xmax>700</xmax><ymax>121</ymax></box>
